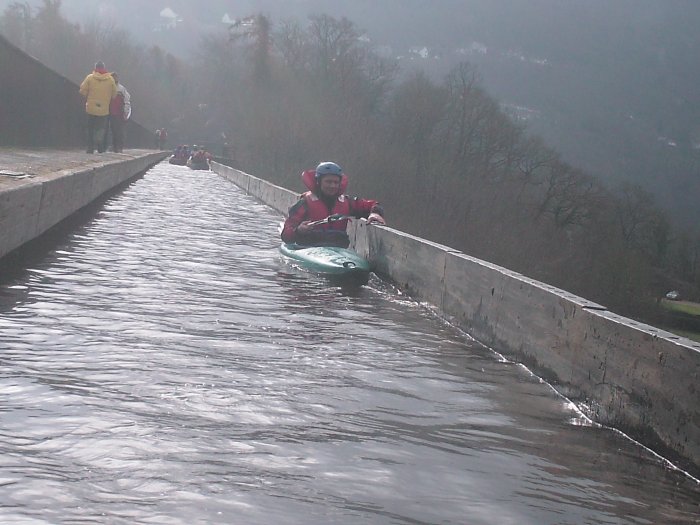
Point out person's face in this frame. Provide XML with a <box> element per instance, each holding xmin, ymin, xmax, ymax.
<box><xmin>319</xmin><ymin>175</ymin><xmax>342</xmax><ymax>197</ymax></box>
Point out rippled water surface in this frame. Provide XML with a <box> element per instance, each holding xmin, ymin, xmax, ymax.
<box><xmin>0</xmin><ymin>162</ymin><xmax>698</xmax><ymax>524</ymax></box>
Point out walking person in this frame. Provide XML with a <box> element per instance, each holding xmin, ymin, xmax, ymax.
<box><xmin>104</xmin><ymin>72</ymin><xmax>131</xmax><ymax>152</ymax></box>
<box><xmin>156</xmin><ymin>128</ymin><xmax>168</xmax><ymax>150</ymax></box>
<box><xmin>79</xmin><ymin>61</ymin><xmax>117</xmax><ymax>153</ymax></box>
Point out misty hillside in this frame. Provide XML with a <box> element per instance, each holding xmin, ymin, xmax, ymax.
<box><xmin>2</xmin><ymin>0</ymin><xmax>699</xmax><ymax>227</ymax></box>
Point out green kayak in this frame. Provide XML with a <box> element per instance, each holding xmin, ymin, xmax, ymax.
<box><xmin>280</xmin><ymin>243</ymin><xmax>371</xmax><ymax>283</ymax></box>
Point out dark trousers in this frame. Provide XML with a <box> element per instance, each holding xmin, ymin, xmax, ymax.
<box><xmin>86</xmin><ymin>115</ymin><xmax>108</xmax><ymax>153</ymax></box>
<box><xmin>105</xmin><ymin>116</ymin><xmax>126</xmax><ymax>152</ymax></box>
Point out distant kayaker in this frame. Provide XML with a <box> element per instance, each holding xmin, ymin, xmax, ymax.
<box><xmin>281</xmin><ymin>161</ymin><xmax>385</xmax><ymax>247</ymax></box>
<box><xmin>192</xmin><ymin>146</ymin><xmax>212</xmax><ymax>163</ymax></box>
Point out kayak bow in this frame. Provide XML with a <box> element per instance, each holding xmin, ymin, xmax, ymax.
<box><xmin>279</xmin><ymin>243</ymin><xmax>371</xmax><ymax>283</ymax></box>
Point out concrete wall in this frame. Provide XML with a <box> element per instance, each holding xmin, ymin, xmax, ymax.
<box><xmin>0</xmin><ymin>34</ymin><xmax>153</xmax><ymax>148</ymax></box>
<box><xmin>0</xmin><ymin>152</ymin><xmax>166</xmax><ymax>259</ymax></box>
<box><xmin>212</xmin><ymin>161</ymin><xmax>700</xmax><ymax>474</ymax></box>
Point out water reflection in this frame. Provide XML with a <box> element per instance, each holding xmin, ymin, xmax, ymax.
<box><xmin>0</xmin><ymin>162</ymin><xmax>698</xmax><ymax>524</ymax></box>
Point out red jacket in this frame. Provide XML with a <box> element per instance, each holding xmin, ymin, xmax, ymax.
<box><xmin>281</xmin><ymin>170</ymin><xmax>382</xmax><ymax>246</ymax></box>
<box><xmin>109</xmin><ymin>93</ymin><xmax>125</xmax><ymax>119</ymax></box>
<box><xmin>192</xmin><ymin>150</ymin><xmax>212</xmax><ymax>162</ymax></box>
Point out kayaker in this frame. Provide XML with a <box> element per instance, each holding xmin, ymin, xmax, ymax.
<box><xmin>192</xmin><ymin>147</ymin><xmax>212</xmax><ymax>163</ymax></box>
<box><xmin>281</xmin><ymin>161</ymin><xmax>385</xmax><ymax>247</ymax></box>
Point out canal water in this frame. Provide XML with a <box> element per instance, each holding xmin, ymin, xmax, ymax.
<box><xmin>0</xmin><ymin>162</ymin><xmax>698</xmax><ymax>524</ymax></box>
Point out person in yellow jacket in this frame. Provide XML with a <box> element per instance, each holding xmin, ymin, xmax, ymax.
<box><xmin>79</xmin><ymin>61</ymin><xmax>117</xmax><ymax>153</ymax></box>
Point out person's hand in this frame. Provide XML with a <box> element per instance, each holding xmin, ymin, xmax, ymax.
<box><xmin>367</xmin><ymin>213</ymin><xmax>385</xmax><ymax>225</ymax></box>
<box><xmin>296</xmin><ymin>221</ymin><xmax>313</xmax><ymax>234</ymax></box>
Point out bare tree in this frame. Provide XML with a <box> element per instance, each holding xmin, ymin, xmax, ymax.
<box><xmin>0</xmin><ymin>2</ymin><xmax>33</xmax><ymax>50</ymax></box>
<box><xmin>229</xmin><ymin>13</ymin><xmax>273</xmax><ymax>83</ymax></box>
<box><xmin>614</xmin><ymin>182</ymin><xmax>672</xmax><ymax>264</ymax></box>
<box><xmin>275</xmin><ymin>18</ymin><xmax>308</xmax><ymax>74</ymax></box>
<box><xmin>307</xmin><ymin>14</ymin><xmax>358</xmax><ymax>84</ymax></box>
<box><xmin>388</xmin><ymin>71</ymin><xmax>447</xmax><ymax>186</ymax></box>
<box><xmin>535</xmin><ymin>163</ymin><xmax>601</xmax><ymax>227</ymax></box>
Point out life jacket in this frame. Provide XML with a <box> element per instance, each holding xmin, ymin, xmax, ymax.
<box><xmin>298</xmin><ymin>170</ymin><xmax>349</xmax><ymax>233</ymax></box>
<box><xmin>300</xmin><ymin>192</ymin><xmax>348</xmax><ymax>231</ymax></box>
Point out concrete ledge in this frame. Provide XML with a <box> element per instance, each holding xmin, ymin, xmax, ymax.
<box><xmin>211</xmin><ymin>161</ymin><xmax>700</xmax><ymax>472</ymax></box>
<box><xmin>0</xmin><ymin>181</ymin><xmax>43</xmax><ymax>259</ymax></box>
<box><xmin>0</xmin><ymin>151</ymin><xmax>166</xmax><ymax>259</ymax></box>
<box><xmin>215</xmin><ymin>162</ymin><xmax>298</xmax><ymax>213</ymax></box>
<box><xmin>364</xmin><ymin>225</ymin><xmax>456</xmax><ymax>309</ymax></box>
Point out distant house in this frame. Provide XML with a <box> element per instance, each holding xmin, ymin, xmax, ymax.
<box><xmin>456</xmin><ymin>42</ymin><xmax>488</xmax><ymax>56</ymax></box>
<box><xmin>375</xmin><ymin>45</ymin><xmax>394</xmax><ymax>58</ymax></box>
<box><xmin>408</xmin><ymin>47</ymin><xmax>430</xmax><ymax>59</ymax></box>
<box><xmin>157</xmin><ymin>7</ymin><xmax>182</xmax><ymax>30</ymax></box>
<box><xmin>657</xmin><ymin>136</ymin><xmax>678</xmax><ymax>148</ymax></box>
<box><xmin>222</xmin><ymin>13</ymin><xmax>235</xmax><ymax>24</ymax></box>
<box><xmin>501</xmin><ymin>103</ymin><xmax>541</xmax><ymax>122</ymax></box>
<box><xmin>502</xmin><ymin>49</ymin><xmax>549</xmax><ymax>66</ymax></box>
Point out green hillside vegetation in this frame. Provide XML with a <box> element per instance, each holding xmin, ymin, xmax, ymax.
<box><xmin>661</xmin><ymin>299</ymin><xmax>700</xmax><ymax>317</ymax></box>
<box><xmin>2</xmin><ymin>1</ymin><xmax>699</xmax><ymax>332</ymax></box>
<box><xmin>660</xmin><ymin>300</ymin><xmax>700</xmax><ymax>342</ymax></box>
